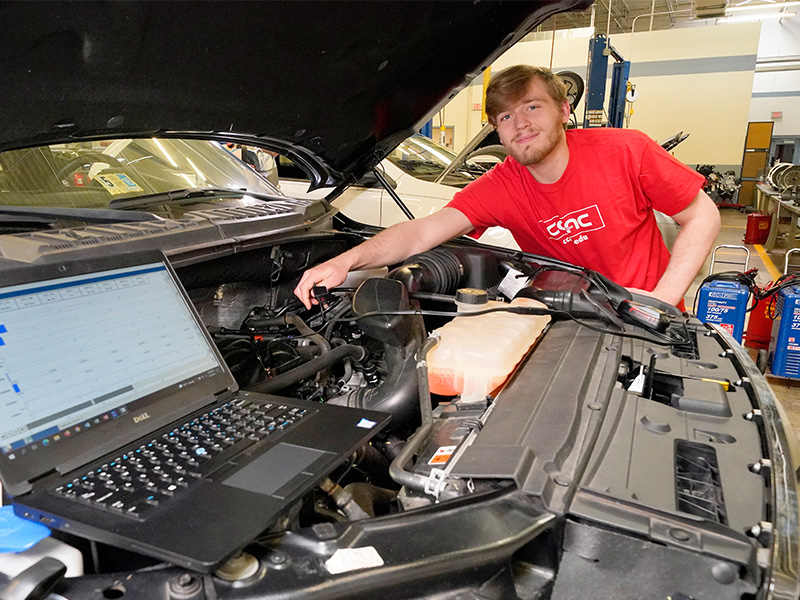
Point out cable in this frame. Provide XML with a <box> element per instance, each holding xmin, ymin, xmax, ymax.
<box><xmin>314</xmin><ymin>263</ymin><xmax>690</xmax><ymax>345</ymax></box>
<box><xmin>757</xmin><ymin>272</ymin><xmax>798</xmax><ymax>302</ymax></box>
<box><xmin>330</xmin><ymin>305</ymin><xmax>691</xmax><ymax>347</ymax></box>
<box><xmin>693</xmin><ymin>269</ymin><xmax>799</xmax><ymax>317</ymax></box>
<box><xmin>692</xmin><ymin>269</ymin><xmax>760</xmax><ymax>314</ymax></box>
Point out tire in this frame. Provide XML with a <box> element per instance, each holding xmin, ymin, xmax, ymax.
<box><xmin>756</xmin><ymin>349</ymin><xmax>769</xmax><ymax>374</ymax></box>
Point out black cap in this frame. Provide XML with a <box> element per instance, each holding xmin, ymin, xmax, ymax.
<box><xmin>455</xmin><ymin>288</ymin><xmax>489</xmax><ymax>305</ymax></box>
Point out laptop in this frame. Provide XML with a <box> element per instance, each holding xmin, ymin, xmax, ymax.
<box><xmin>0</xmin><ymin>249</ymin><xmax>390</xmax><ymax>572</ymax></box>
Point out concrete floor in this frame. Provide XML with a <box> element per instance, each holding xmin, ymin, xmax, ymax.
<box><xmin>684</xmin><ymin>207</ymin><xmax>800</xmax><ymax>443</ymax></box>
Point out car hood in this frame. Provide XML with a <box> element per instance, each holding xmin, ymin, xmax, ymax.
<box><xmin>0</xmin><ymin>1</ymin><xmax>590</xmax><ymax>190</ymax></box>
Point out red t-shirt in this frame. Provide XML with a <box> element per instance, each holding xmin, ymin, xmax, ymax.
<box><xmin>446</xmin><ymin>128</ymin><xmax>705</xmax><ymax>291</ymax></box>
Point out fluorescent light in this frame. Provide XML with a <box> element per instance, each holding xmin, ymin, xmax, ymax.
<box><xmin>717</xmin><ymin>11</ymin><xmax>795</xmax><ymax>21</ymax></box>
<box><xmin>152</xmin><ymin>138</ymin><xmax>178</xmax><ymax>168</ymax></box>
<box><xmin>727</xmin><ymin>1</ymin><xmax>800</xmax><ymax>11</ymax></box>
<box><xmin>186</xmin><ymin>158</ymin><xmax>206</xmax><ymax>183</ymax></box>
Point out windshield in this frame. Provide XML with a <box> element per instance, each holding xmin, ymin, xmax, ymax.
<box><xmin>386</xmin><ymin>135</ymin><xmax>485</xmax><ymax>188</ymax></box>
<box><xmin>0</xmin><ymin>138</ymin><xmax>281</xmax><ymax>210</ymax></box>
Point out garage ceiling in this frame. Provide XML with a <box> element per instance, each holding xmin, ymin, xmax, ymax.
<box><xmin>534</xmin><ymin>0</ymin><xmax>796</xmax><ymax>35</ymax></box>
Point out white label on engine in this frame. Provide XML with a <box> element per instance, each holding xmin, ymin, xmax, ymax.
<box><xmin>628</xmin><ymin>365</ymin><xmax>646</xmax><ymax>394</ymax></box>
<box><xmin>498</xmin><ymin>268</ymin><xmax>530</xmax><ymax>300</ymax></box>
<box><xmin>325</xmin><ymin>546</ymin><xmax>385</xmax><ymax>574</ymax></box>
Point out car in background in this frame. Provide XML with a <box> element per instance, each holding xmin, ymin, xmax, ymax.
<box><xmin>225</xmin><ymin>143</ymin><xmax>280</xmax><ymax>187</ymax></box>
<box><xmin>0</xmin><ymin>3</ymin><xmax>796</xmax><ymax>600</ymax></box>
<box><xmin>278</xmin><ymin>133</ymin><xmax>519</xmax><ymax>249</ymax></box>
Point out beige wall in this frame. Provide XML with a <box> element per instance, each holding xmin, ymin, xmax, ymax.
<box><xmin>443</xmin><ymin>23</ymin><xmax>761</xmax><ymax>167</ymax></box>
<box><xmin>750</xmin><ymin>18</ymin><xmax>800</xmax><ymax>137</ymax></box>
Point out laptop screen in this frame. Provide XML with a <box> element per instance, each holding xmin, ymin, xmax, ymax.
<box><xmin>0</xmin><ymin>251</ymin><xmax>233</xmax><ymax>494</ymax></box>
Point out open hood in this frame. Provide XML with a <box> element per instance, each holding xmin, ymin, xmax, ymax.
<box><xmin>0</xmin><ymin>0</ymin><xmax>590</xmax><ymax>190</ymax></box>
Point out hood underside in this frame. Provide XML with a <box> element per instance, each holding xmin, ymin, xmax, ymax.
<box><xmin>0</xmin><ymin>0</ymin><xmax>590</xmax><ymax>188</ymax></box>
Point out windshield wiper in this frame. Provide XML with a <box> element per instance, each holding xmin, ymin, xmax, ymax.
<box><xmin>107</xmin><ymin>187</ymin><xmax>246</xmax><ymax>210</ymax></box>
<box><xmin>396</xmin><ymin>160</ymin><xmax>443</xmax><ymax>174</ymax></box>
<box><xmin>0</xmin><ymin>205</ymin><xmax>163</xmax><ymax>224</ymax></box>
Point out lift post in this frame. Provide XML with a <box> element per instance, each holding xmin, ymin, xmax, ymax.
<box><xmin>583</xmin><ymin>33</ymin><xmax>630</xmax><ymax>129</ymax></box>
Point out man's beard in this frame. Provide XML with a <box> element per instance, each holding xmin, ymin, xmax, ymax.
<box><xmin>507</xmin><ymin>117</ymin><xmax>564</xmax><ymax>166</ymax></box>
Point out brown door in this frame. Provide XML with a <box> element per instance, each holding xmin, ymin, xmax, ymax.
<box><xmin>740</xmin><ymin>122</ymin><xmax>774</xmax><ymax>206</ymax></box>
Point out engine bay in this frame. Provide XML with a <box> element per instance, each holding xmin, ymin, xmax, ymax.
<box><xmin>174</xmin><ymin>239</ymin><xmax>768</xmax><ymax>587</ymax></box>
<box><xmin>0</xmin><ymin>235</ymin><xmax>781</xmax><ymax>599</ymax></box>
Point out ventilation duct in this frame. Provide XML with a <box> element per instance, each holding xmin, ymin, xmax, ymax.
<box><xmin>695</xmin><ymin>0</ymin><xmax>728</xmax><ymax>19</ymax></box>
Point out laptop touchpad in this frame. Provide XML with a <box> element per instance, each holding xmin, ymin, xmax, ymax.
<box><xmin>222</xmin><ymin>443</ymin><xmax>334</xmax><ymax>498</ymax></box>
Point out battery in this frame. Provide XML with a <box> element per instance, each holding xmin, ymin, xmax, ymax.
<box><xmin>696</xmin><ymin>280</ymin><xmax>749</xmax><ymax>342</ymax></box>
<box><xmin>769</xmin><ymin>285</ymin><xmax>800</xmax><ymax>378</ymax></box>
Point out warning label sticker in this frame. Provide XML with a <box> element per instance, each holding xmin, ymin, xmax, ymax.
<box><xmin>428</xmin><ymin>445</ymin><xmax>457</xmax><ymax>466</ymax></box>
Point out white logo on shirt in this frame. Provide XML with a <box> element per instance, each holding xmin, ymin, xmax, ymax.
<box><xmin>540</xmin><ymin>204</ymin><xmax>606</xmax><ymax>244</ymax></box>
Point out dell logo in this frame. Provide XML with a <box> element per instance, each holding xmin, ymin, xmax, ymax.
<box><xmin>133</xmin><ymin>412</ymin><xmax>151</xmax><ymax>424</ymax></box>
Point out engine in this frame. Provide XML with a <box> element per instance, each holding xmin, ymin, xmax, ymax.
<box><xmin>172</xmin><ymin>242</ymin><xmax>555</xmax><ymax>521</ymax></box>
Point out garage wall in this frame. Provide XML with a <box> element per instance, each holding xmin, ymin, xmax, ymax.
<box><xmin>750</xmin><ymin>18</ymin><xmax>800</xmax><ymax>137</ymax></box>
<box><xmin>441</xmin><ymin>22</ymin><xmax>761</xmax><ymax>172</ymax></box>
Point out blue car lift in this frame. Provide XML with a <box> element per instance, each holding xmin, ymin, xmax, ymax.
<box><xmin>583</xmin><ymin>33</ymin><xmax>630</xmax><ymax>129</ymax></box>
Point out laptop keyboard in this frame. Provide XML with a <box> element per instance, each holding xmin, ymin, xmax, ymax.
<box><xmin>53</xmin><ymin>398</ymin><xmax>309</xmax><ymax>519</ymax></box>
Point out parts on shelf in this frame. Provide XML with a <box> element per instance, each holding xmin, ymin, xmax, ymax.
<box><xmin>766</xmin><ymin>162</ymin><xmax>800</xmax><ymax>199</ymax></box>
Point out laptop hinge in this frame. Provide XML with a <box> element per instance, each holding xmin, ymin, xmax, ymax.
<box><xmin>215</xmin><ymin>387</ymin><xmax>236</xmax><ymax>400</ymax></box>
<box><xmin>10</xmin><ymin>469</ymin><xmax>60</xmax><ymax>496</ymax></box>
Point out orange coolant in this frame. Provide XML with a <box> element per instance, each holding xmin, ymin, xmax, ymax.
<box><xmin>426</xmin><ymin>290</ymin><xmax>550</xmax><ymax>399</ymax></box>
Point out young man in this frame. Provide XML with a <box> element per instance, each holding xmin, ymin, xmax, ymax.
<box><xmin>294</xmin><ymin>65</ymin><xmax>720</xmax><ymax>309</ymax></box>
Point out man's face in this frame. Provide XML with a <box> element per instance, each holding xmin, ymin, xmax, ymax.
<box><xmin>493</xmin><ymin>78</ymin><xmax>570</xmax><ymax>167</ymax></box>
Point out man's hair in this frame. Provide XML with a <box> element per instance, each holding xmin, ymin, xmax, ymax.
<box><xmin>485</xmin><ymin>65</ymin><xmax>568</xmax><ymax>125</ymax></box>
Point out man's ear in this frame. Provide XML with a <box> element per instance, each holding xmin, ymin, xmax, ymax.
<box><xmin>560</xmin><ymin>100</ymin><xmax>571</xmax><ymax>124</ymax></box>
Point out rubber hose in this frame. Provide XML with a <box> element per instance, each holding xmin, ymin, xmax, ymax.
<box><xmin>408</xmin><ymin>249</ymin><xmax>463</xmax><ymax>293</ymax></box>
<box><xmin>285</xmin><ymin>314</ymin><xmax>331</xmax><ymax>353</ymax></box>
<box><xmin>388</xmin><ymin>335</ymin><xmax>440</xmax><ymax>491</ymax></box>
<box><xmin>286</xmin><ymin>313</ymin><xmax>333</xmax><ymax>383</ymax></box>
<box><xmin>389</xmin><ymin>249</ymin><xmax>463</xmax><ymax>294</ymax></box>
<box><xmin>248</xmin><ymin>344</ymin><xmax>365</xmax><ymax>394</ymax></box>
<box><xmin>244</xmin><ymin>315</ymin><xmax>288</xmax><ymax>328</ymax></box>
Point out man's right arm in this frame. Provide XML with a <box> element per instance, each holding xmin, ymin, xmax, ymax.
<box><xmin>294</xmin><ymin>208</ymin><xmax>474</xmax><ymax>309</ymax></box>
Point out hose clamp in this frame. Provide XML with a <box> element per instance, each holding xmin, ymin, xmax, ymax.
<box><xmin>424</xmin><ymin>468</ymin><xmax>448</xmax><ymax>502</ymax></box>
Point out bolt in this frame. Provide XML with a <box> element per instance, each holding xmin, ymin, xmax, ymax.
<box><xmin>744</xmin><ymin>409</ymin><xmax>762</xmax><ymax>422</ymax></box>
<box><xmin>269</xmin><ymin>552</ymin><xmax>288</xmax><ymax>565</ymax></box>
<box><xmin>749</xmin><ymin>459</ymin><xmax>771</xmax><ymax>475</ymax></box>
<box><xmin>749</xmin><ymin>521</ymin><xmax>773</xmax><ymax>546</ymax></box>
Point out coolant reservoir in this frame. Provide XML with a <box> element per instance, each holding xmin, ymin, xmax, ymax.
<box><xmin>427</xmin><ymin>289</ymin><xmax>550</xmax><ymax>400</ymax></box>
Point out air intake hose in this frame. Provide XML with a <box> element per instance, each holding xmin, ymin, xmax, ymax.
<box><xmin>346</xmin><ymin>321</ymin><xmax>425</xmax><ymax>429</ymax></box>
<box><xmin>388</xmin><ymin>248</ymin><xmax>464</xmax><ymax>294</ymax></box>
